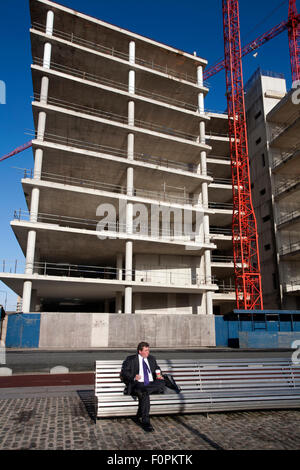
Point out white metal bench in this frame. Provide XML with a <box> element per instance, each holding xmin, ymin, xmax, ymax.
<box><xmin>95</xmin><ymin>358</ymin><xmax>300</xmax><ymax>418</ymax></box>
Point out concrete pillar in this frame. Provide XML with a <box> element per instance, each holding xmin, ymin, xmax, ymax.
<box><xmin>34</xmin><ymin>148</ymin><xmax>43</xmax><ymax>180</ymax></box>
<box><xmin>37</xmin><ymin>111</ymin><xmax>47</xmax><ymax>141</ymax></box>
<box><xmin>117</xmin><ymin>253</ymin><xmax>123</xmax><ymax>280</ymax></box>
<box><xmin>22</xmin><ymin>281</ymin><xmax>32</xmax><ymax>313</ymax></box>
<box><xmin>124</xmin><ymin>286</ymin><xmax>132</xmax><ymax>314</ymax></box>
<box><xmin>129</xmin><ymin>41</ymin><xmax>135</xmax><ymax>64</ymax></box>
<box><xmin>40</xmin><ymin>76</ymin><xmax>49</xmax><ymax>104</ymax></box>
<box><xmin>198</xmin><ymin>93</ymin><xmax>204</xmax><ymax>115</ymax></box>
<box><xmin>206</xmin><ymin>291</ymin><xmax>213</xmax><ymax>315</ymax></box>
<box><xmin>127</xmin><ymin>133</ymin><xmax>134</xmax><ymax>160</ymax></box>
<box><xmin>127</xmin><ymin>167</ymin><xmax>134</xmax><ymax>197</ymax></box>
<box><xmin>197</xmin><ymin>65</ymin><xmax>203</xmax><ymax>87</ymax></box>
<box><xmin>25</xmin><ymin>230</ymin><xmax>37</xmax><ymax>274</ymax></box>
<box><xmin>46</xmin><ymin>10</ymin><xmax>54</xmax><ymax>36</ymax></box>
<box><xmin>200</xmin><ymin>121</ymin><xmax>206</xmax><ymax>144</ymax></box>
<box><xmin>200</xmin><ymin>150</ymin><xmax>207</xmax><ymax>176</ymax></box>
<box><xmin>128</xmin><ymin>101</ymin><xmax>135</xmax><ymax>126</ymax></box>
<box><xmin>129</xmin><ymin>70</ymin><xmax>135</xmax><ymax>94</ymax></box>
<box><xmin>43</xmin><ymin>43</ymin><xmax>52</xmax><ymax>69</ymax></box>
<box><xmin>30</xmin><ymin>187</ymin><xmax>40</xmax><ymax>223</ymax></box>
<box><xmin>115</xmin><ymin>292</ymin><xmax>122</xmax><ymax>313</ymax></box>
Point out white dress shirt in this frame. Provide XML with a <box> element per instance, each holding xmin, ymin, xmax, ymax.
<box><xmin>137</xmin><ymin>354</ymin><xmax>153</xmax><ymax>383</ymax></box>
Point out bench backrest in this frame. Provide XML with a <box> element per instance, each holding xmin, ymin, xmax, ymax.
<box><xmin>95</xmin><ymin>358</ymin><xmax>300</xmax><ymax>396</ymax></box>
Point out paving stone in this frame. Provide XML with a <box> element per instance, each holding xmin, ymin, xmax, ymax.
<box><xmin>0</xmin><ymin>390</ymin><xmax>299</xmax><ymax>450</ymax></box>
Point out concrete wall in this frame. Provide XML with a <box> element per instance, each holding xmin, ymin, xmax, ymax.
<box><xmin>5</xmin><ymin>312</ymin><xmax>216</xmax><ymax>348</ymax></box>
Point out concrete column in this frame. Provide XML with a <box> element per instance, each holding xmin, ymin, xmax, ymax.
<box><xmin>33</xmin><ymin>148</ymin><xmax>43</xmax><ymax>180</ymax></box>
<box><xmin>129</xmin><ymin>70</ymin><xmax>135</xmax><ymax>94</ymax></box>
<box><xmin>124</xmin><ymin>240</ymin><xmax>133</xmax><ymax>314</ymax></box>
<box><xmin>127</xmin><ymin>167</ymin><xmax>134</xmax><ymax>197</ymax></box>
<box><xmin>206</xmin><ymin>291</ymin><xmax>213</xmax><ymax>315</ymax></box>
<box><xmin>127</xmin><ymin>133</ymin><xmax>134</xmax><ymax>160</ymax></box>
<box><xmin>129</xmin><ymin>41</ymin><xmax>135</xmax><ymax>64</ymax></box>
<box><xmin>200</xmin><ymin>150</ymin><xmax>207</xmax><ymax>176</ymax></box>
<box><xmin>124</xmin><ymin>286</ymin><xmax>132</xmax><ymax>314</ymax></box>
<box><xmin>115</xmin><ymin>292</ymin><xmax>122</xmax><ymax>313</ymax></box>
<box><xmin>25</xmin><ymin>230</ymin><xmax>37</xmax><ymax>275</ymax></box>
<box><xmin>200</xmin><ymin>121</ymin><xmax>206</xmax><ymax>144</ymax></box>
<box><xmin>37</xmin><ymin>111</ymin><xmax>47</xmax><ymax>141</ymax></box>
<box><xmin>30</xmin><ymin>187</ymin><xmax>40</xmax><ymax>223</ymax></box>
<box><xmin>128</xmin><ymin>101</ymin><xmax>135</xmax><ymax>126</ymax></box>
<box><xmin>22</xmin><ymin>281</ymin><xmax>32</xmax><ymax>313</ymax></box>
<box><xmin>197</xmin><ymin>65</ymin><xmax>203</xmax><ymax>87</ymax></box>
<box><xmin>46</xmin><ymin>10</ymin><xmax>54</xmax><ymax>35</ymax></box>
<box><xmin>198</xmin><ymin>93</ymin><xmax>204</xmax><ymax>115</ymax></box>
<box><xmin>43</xmin><ymin>43</ymin><xmax>52</xmax><ymax>69</ymax></box>
<box><xmin>40</xmin><ymin>76</ymin><xmax>49</xmax><ymax>104</ymax></box>
<box><xmin>117</xmin><ymin>253</ymin><xmax>123</xmax><ymax>280</ymax></box>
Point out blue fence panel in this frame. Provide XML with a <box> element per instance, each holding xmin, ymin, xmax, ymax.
<box><xmin>5</xmin><ymin>314</ymin><xmax>40</xmax><ymax>348</ymax></box>
<box><xmin>5</xmin><ymin>314</ymin><xmax>22</xmax><ymax>348</ymax></box>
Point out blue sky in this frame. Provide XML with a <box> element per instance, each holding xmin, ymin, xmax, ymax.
<box><xmin>0</xmin><ymin>0</ymin><xmax>297</xmax><ymax>309</ymax></box>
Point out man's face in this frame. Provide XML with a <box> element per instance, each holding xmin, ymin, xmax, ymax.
<box><xmin>139</xmin><ymin>346</ymin><xmax>150</xmax><ymax>358</ymax></box>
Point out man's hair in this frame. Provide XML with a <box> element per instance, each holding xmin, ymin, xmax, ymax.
<box><xmin>137</xmin><ymin>341</ymin><xmax>149</xmax><ymax>352</ymax></box>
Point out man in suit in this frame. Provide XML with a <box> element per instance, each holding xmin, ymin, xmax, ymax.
<box><xmin>120</xmin><ymin>341</ymin><xmax>165</xmax><ymax>432</ymax></box>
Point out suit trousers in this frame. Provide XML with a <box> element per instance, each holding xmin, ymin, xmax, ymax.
<box><xmin>132</xmin><ymin>379</ymin><xmax>166</xmax><ymax>423</ymax></box>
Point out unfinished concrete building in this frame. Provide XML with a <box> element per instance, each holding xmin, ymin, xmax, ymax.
<box><xmin>0</xmin><ymin>0</ymin><xmax>241</xmax><ymax>346</ymax></box>
<box><xmin>245</xmin><ymin>68</ymin><xmax>300</xmax><ymax>310</ymax></box>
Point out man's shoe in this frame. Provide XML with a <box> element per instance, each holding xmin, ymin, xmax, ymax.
<box><xmin>141</xmin><ymin>422</ymin><xmax>154</xmax><ymax>432</ymax></box>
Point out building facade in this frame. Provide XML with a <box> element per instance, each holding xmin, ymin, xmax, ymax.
<box><xmin>0</xmin><ymin>0</ymin><xmax>239</xmax><ymax>346</ymax></box>
<box><xmin>245</xmin><ymin>68</ymin><xmax>300</xmax><ymax>310</ymax></box>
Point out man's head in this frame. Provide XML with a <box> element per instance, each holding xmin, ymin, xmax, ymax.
<box><xmin>137</xmin><ymin>341</ymin><xmax>150</xmax><ymax>358</ymax></box>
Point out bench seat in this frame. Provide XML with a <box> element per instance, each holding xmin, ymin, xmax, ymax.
<box><xmin>95</xmin><ymin>358</ymin><xmax>300</xmax><ymax>418</ymax></box>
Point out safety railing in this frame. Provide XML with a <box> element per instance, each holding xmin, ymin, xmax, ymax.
<box><xmin>31</xmin><ymin>22</ymin><xmax>208</xmax><ymax>87</ymax></box>
<box><xmin>277</xmin><ymin>210</ymin><xmax>300</xmax><ymax>226</ymax></box>
<box><xmin>274</xmin><ymin>178</ymin><xmax>300</xmax><ymax>197</ymax></box>
<box><xmin>211</xmin><ymin>255</ymin><xmax>234</xmax><ymax>263</ymax></box>
<box><xmin>0</xmin><ymin>259</ymin><xmax>217</xmax><ymax>288</ymax></box>
<box><xmin>209</xmin><ymin>227</ymin><xmax>232</xmax><ymax>235</ymax></box>
<box><xmin>33</xmin><ymin>57</ymin><xmax>199</xmax><ymax>112</ymax></box>
<box><xmin>26</xmin><ymin>130</ymin><xmax>202</xmax><ymax>175</ymax></box>
<box><xmin>283</xmin><ymin>279</ymin><xmax>300</xmax><ymax>293</ymax></box>
<box><xmin>269</xmin><ymin>110</ymin><xmax>300</xmax><ymax>142</ymax></box>
<box><xmin>272</xmin><ymin>148</ymin><xmax>300</xmax><ymax>169</ymax></box>
<box><xmin>12</xmin><ymin>209</ymin><xmax>210</xmax><ymax>244</ymax></box>
<box><xmin>208</xmin><ymin>201</ymin><xmax>233</xmax><ymax>210</ymax></box>
<box><xmin>19</xmin><ymin>168</ymin><xmax>195</xmax><ymax>206</ymax></box>
<box><xmin>33</xmin><ymin>93</ymin><xmax>201</xmax><ymax>143</ymax></box>
<box><xmin>279</xmin><ymin>241</ymin><xmax>300</xmax><ymax>256</ymax></box>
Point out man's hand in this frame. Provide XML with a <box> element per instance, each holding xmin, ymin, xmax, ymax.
<box><xmin>135</xmin><ymin>374</ymin><xmax>141</xmax><ymax>381</ymax></box>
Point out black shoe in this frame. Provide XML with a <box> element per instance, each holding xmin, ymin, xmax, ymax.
<box><xmin>141</xmin><ymin>422</ymin><xmax>154</xmax><ymax>432</ymax></box>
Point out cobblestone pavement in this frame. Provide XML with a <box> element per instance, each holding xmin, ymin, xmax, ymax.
<box><xmin>0</xmin><ymin>388</ymin><xmax>299</xmax><ymax>450</ymax></box>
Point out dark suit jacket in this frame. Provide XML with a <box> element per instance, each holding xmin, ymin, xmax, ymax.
<box><xmin>120</xmin><ymin>353</ymin><xmax>162</xmax><ymax>395</ymax></box>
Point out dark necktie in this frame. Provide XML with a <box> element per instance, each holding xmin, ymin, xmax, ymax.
<box><xmin>143</xmin><ymin>358</ymin><xmax>150</xmax><ymax>385</ymax></box>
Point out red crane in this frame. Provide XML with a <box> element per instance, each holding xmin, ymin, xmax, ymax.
<box><xmin>0</xmin><ymin>141</ymin><xmax>32</xmax><ymax>163</ymax></box>
<box><xmin>288</xmin><ymin>0</ymin><xmax>300</xmax><ymax>82</ymax></box>
<box><xmin>205</xmin><ymin>1</ymin><xmax>300</xmax><ymax>81</ymax></box>
<box><xmin>222</xmin><ymin>0</ymin><xmax>263</xmax><ymax>310</ymax></box>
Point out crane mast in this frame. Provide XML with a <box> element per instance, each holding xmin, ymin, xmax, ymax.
<box><xmin>222</xmin><ymin>0</ymin><xmax>263</xmax><ymax>310</ymax></box>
